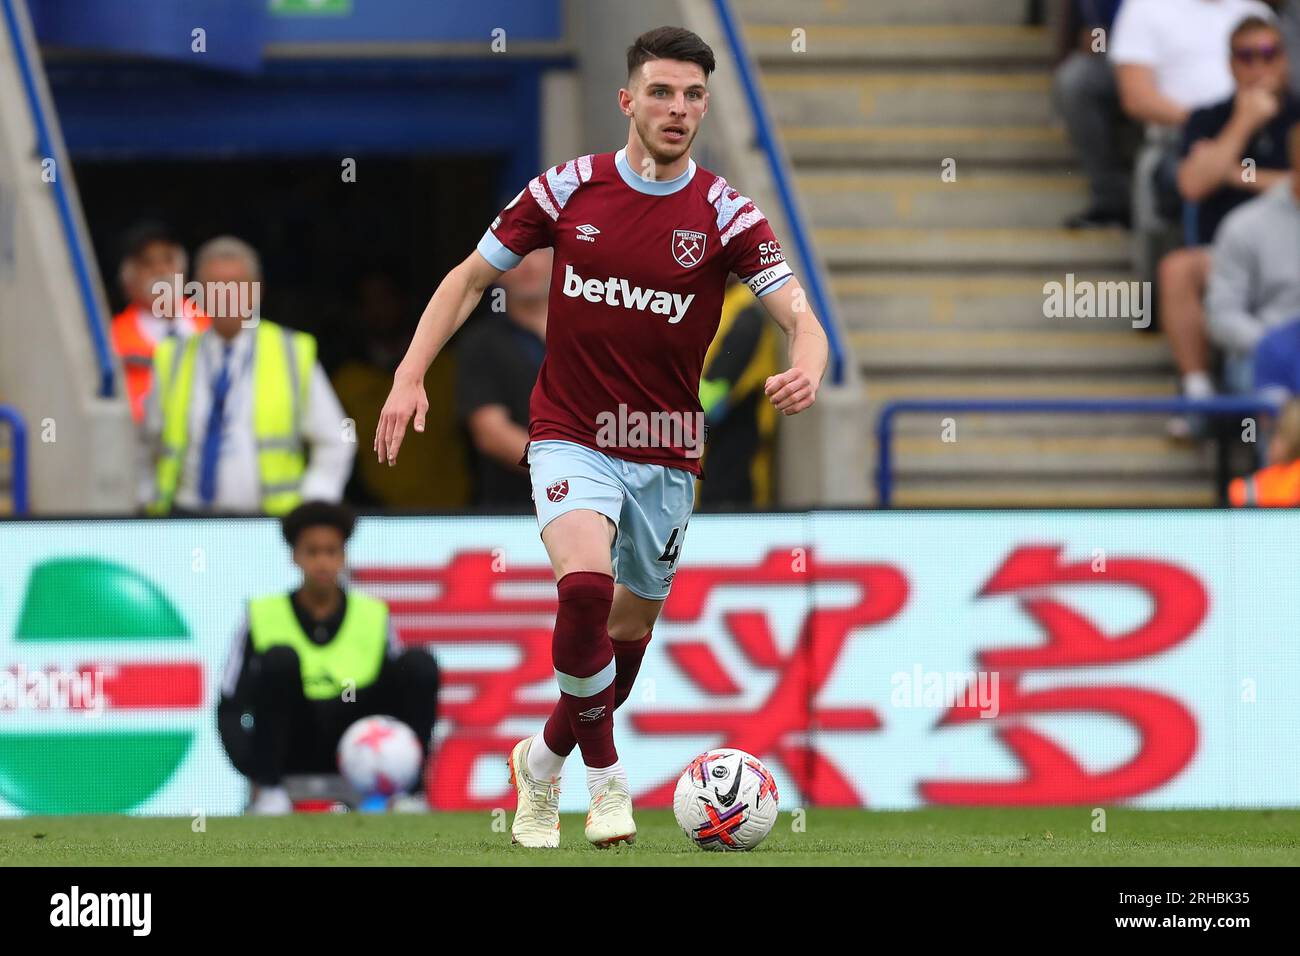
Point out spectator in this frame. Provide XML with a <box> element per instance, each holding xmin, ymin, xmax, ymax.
<box><xmin>696</xmin><ymin>280</ymin><xmax>780</xmax><ymax>508</ymax></box>
<box><xmin>1054</xmin><ymin>1</ymin><xmax>1131</xmax><ymax>228</ymax></box>
<box><xmin>332</xmin><ymin>268</ymin><xmax>470</xmax><ymax>508</ymax></box>
<box><xmin>141</xmin><ymin>236</ymin><xmax>355</xmax><ymax>515</ymax></box>
<box><xmin>1111</xmin><ymin>0</ymin><xmax>1276</xmax><ymax>127</ymax></box>
<box><xmin>1253</xmin><ymin>315</ymin><xmax>1300</xmax><ymax>402</ymax></box>
<box><xmin>1229</xmin><ymin>398</ymin><xmax>1300</xmax><ymax>503</ymax></box>
<box><xmin>1206</xmin><ymin>122</ymin><xmax>1300</xmax><ymax>384</ymax></box>
<box><xmin>109</xmin><ymin>223</ymin><xmax>208</xmax><ymax>424</ymax></box>
<box><xmin>1160</xmin><ymin>16</ymin><xmax>1297</xmax><ymax>422</ymax></box>
<box><xmin>1268</xmin><ymin>0</ymin><xmax>1300</xmax><ymax>97</ymax></box>
<box><xmin>218</xmin><ymin>501</ymin><xmax>440</xmax><ymax>813</ymax></box>
<box><xmin>454</xmin><ymin>247</ymin><xmax>551</xmax><ymax>509</ymax></box>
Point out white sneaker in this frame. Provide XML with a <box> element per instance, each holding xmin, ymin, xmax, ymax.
<box><xmin>508</xmin><ymin>737</ymin><xmax>561</xmax><ymax>848</ymax></box>
<box><xmin>247</xmin><ymin>785</ymin><xmax>293</xmax><ymax>816</ymax></box>
<box><xmin>585</xmin><ymin>776</ymin><xmax>636</xmax><ymax>848</ymax></box>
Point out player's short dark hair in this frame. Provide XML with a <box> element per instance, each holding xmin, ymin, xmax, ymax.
<box><xmin>281</xmin><ymin>500</ymin><xmax>357</xmax><ymax>548</ymax></box>
<box><xmin>627</xmin><ymin>26</ymin><xmax>715</xmax><ymax>82</ymax></box>
<box><xmin>1230</xmin><ymin>15</ymin><xmax>1281</xmax><ymax>48</ymax></box>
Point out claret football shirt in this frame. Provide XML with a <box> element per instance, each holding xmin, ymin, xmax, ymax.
<box><xmin>476</xmin><ymin>148</ymin><xmax>793</xmax><ymax>475</ymax></box>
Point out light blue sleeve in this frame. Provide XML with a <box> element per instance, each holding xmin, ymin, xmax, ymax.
<box><xmin>476</xmin><ymin>229</ymin><xmax>523</xmax><ymax>272</ymax></box>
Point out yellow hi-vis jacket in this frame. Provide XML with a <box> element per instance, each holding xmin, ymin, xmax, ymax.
<box><xmin>248</xmin><ymin>591</ymin><xmax>388</xmax><ymax>700</ymax></box>
<box><xmin>149</xmin><ymin>321</ymin><xmax>316</xmax><ymax>515</ymax></box>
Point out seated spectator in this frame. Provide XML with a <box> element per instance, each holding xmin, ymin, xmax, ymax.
<box><xmin>1253</xmin><ymin>314</ymin><xmax>1300</xmax><ymax>402</ymax></box>
<box><xmin>218</xmin><ymin>501</ymin><xmax>440</xmax><ymax>813</ymax></box>
<box><xmin>140</xmin><ymin>236</ymin><xmax>355</xmax><ymax>515</ymax></box>
<box><xmin>1054</xmin><ymin>0</ymin><xmax>1131</xmax><ymax>228</ymax></box>
<box><xmin>1111</xmin><ymin>0</ymin><xmax>1276</xmax><ymax>287</ymax></box>
<box><xmin>1229</xmin><ymin>398</ymin><xmax>1300</xmax><ymax>504</ymax></box>
<box><xmin>455</xmin><ymin>248</ymin><xmax>551</xmax><ymax>509</ymax></box>
<box><xmin>1111</xmin><ymin>0</ymin><xmax>1276</xmax><ymax>129</ymax></box>
<box><xmin>696</xmin><ymin>280</ymin><xmax>779</xmax><ymax>509</ymax></box>
<box><xmin>1206</xmin><ymin>122</ymin><xmax>1300</xmax><ymax>385</ymax></box>
<box><xmin>1159</xmin><ymin>16</ymin><xmax>1298</xmax><ymax>424</ymax></box>
<box><xmin>110</xmin><ymin>223</ymin><xmax>208</xmax><ymax>424</ymax></box>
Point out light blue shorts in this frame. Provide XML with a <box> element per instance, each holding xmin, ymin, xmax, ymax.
<box><xmin>527</xmin><ymin>439</ymin><xmax>696</xmax><ymax>600</ymax></box>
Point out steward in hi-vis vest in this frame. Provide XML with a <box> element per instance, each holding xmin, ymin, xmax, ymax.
<box><xmin>217</xmin><ymin>501</ymin><xmax>440</xmax><ymax>815</ymax></box>
<box><xmin>149</xmin><ymin>320</ymin><xmax>315</xmax><ymax>516</ymax></box>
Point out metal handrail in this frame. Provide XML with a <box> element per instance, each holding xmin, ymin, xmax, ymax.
<box><xmin>1</xmin><ymin>0</ymin><xmax>114</xmax><ymax>398</ymax></box>
<box><xmin>0</xmin><ymin>404</ymin><xmax>29</xmax><ymax>514</ymax></box>
<box><xmin>711</xmin><ymin>0</ymin><xmax>846</xmax><ymax>385</ymax></box>
<box><xmin>876</xmin><ymin>396</ymin><xmax>1280</xmax><ymax>507</ymax></box>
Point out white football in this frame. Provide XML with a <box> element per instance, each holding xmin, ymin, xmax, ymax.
<box><xmin>673</xmin><ymin>748</ymin><xmax>780</xmax><ymax>851</ymax></box>
<box><xmin>336</xmin><ymin>715</ymin><xmax>423</xmax><ymax>797</ymax></box>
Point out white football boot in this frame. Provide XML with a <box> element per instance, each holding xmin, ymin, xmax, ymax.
<box><xmin>508</xmin><ymin>737</ymin><xmax>561</xmax><ymax>848</ymax></box>
<box><xmin>585</xmin><ymin>776</ymin><xmax>636</xmax><ymax>848</ymax></box>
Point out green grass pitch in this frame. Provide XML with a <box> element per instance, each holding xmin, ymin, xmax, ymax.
<box><xmin>2</xmin><ymin>808</ymin><xmax>1299</xmax><ymax>866</ymax></box>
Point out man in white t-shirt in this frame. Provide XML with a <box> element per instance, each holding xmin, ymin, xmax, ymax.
<box><xmin>1111</xmin><ymin>0</ymin><xmax>1276</xmax><ymax>126</ymax></box>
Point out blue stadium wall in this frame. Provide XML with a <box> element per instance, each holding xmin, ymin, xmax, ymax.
<box><xmin>32</xmin><ymin>0</ymin><xmax>569</xmax><ymax>195</ymax></box>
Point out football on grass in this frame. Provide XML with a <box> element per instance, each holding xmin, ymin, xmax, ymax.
<box><xmin>673</xmin><ymin>748</ymin><xmax>779</xmax><ymax>851</ymax></box>
<box><xmin>337</xmin><ymin>716</ymin><xmax>422</xmax><ymax>797</ymax></box>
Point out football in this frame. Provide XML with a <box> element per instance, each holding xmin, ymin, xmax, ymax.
<box><xmin>673</xmin><ymin>748</ymin><xmax>779</xmax><ymax>851</ymax></box>
<box><xmin>336</xmin><ymin>716</ymin><xmax>423</xmax><ymax>797</ymax></box>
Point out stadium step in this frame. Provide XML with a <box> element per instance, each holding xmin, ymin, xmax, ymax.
<box><xmin>888</xmin><ymin>433</ymin><xmax>1213</xmax><ymax>478</ymax></box>
<box><xmin>744</xmin><ymin>24</ymin><xmax>1055</xmax><ymax>67</ymax></box>
<box><xmin>764</xmin><ymin>71</ymin><xmax>1057</xmax><ymax>132</ymax></box>
<box><xmin>863</xmin><ymin>372</ymin><xmax>1179</xmax><ymax>403</ymax></box>
<box><xmin>818</xmin><ymin>226</ymin><xmax>1130</xmax><ymax>272</ymax></box>
<box><xmin>783</xmin><ymin>125</ymin><xmax>1073</xmax><ymax>168</ymax></box>
<box><xmin>849</xmin><ymin>327</ymin><xmax>1171</xmax><ymax>373</ymax></box>
<box><xmin>889</xmin><ymin>479</ymin><xmax>1218</xmax><ymax>508</ymax></box>
<box><xmin>833</xmin><ymin>274</ymin><xmax>1142</xmax><ymax>330</ymax></box>
<box><xmin>735</xmin><ymin>0</ymin><xmax>1031</xmax><ymax>27</ymax></box>
<box><xmin>798</xmin><ymin>171</ymin><xmax>1088</xmax><ymax>230</ymax></box>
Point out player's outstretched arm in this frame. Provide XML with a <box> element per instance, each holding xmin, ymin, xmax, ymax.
<box><xmin>374</xmin><ymin>250</ymin><xmax>504</xmax><ymax>465</ymax></box>
<box><xmin>756</xmin><ymin>276</ymin><xmax>829</xmax><ymax>416</ymax></box>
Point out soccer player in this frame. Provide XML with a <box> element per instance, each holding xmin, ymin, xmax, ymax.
<box><xmin>374</xmin><ymin>25</ymin><xmax>828</xmax><ymax>847</ymax></box>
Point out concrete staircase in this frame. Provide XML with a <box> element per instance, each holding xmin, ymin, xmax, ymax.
<box><xmin>737</xmin><ymin>0</ymin><xmax>1215</xmax><ymax>506</ymax></box>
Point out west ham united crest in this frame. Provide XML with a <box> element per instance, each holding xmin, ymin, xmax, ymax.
<box><xmin>672</xmin><ymin>229</ymin><xmax>707</xmax><ymax>268</ymax></box>
<box><xmin>546</xmin><ymin>480</ymin><xmax>569</xmax><ymax>502</ymax></box>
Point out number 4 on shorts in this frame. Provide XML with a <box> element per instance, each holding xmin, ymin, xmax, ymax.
<box><xmin>658</xmin><ymin>525</ymin><xmax>685</xmax><ymax>565</ymax></box>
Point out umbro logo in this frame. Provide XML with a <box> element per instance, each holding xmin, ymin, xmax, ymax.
<box><xmin>576</xmin><ymin>223</ymin><xmax>601</xmax><ymax>243</ymax></box>
<box><xmin>578</xmin><ymin>705</ymin><xmax>607</xmax><ymax>721</ymax></box>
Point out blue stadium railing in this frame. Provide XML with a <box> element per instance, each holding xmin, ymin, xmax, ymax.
<box><xmin>712</xmin><ymin>0</ymin><xmax>846</xmax><ymax>385</ymax></box>
<box><xmin>875</xmin><ymin>396</ymin><xmax>1280</xmax><ymax>507</ymax></box>
<box><xmin>2</xmin><ymin>0</ymin><xmax>114</xmax><ymax>399</ymax></box>
<box><xmin>0</xmin><ymin>405</ymin><xmax>29</xmax><ymax>515</ymax></box>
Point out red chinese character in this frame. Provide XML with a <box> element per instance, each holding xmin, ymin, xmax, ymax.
<box><xmin>921</xmin><ymin>545</ymin><xmax>1204</xmax><ymax>805</ymax></box>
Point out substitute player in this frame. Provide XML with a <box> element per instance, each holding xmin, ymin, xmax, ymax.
<box><xmin>374</xmin><ymin>25</ymin><xmax>828</xmax><ymax>847</ymax></box>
